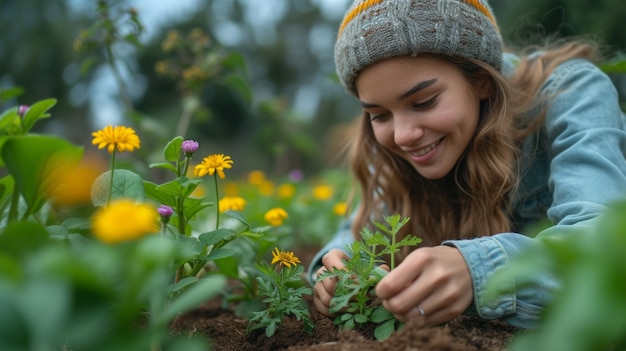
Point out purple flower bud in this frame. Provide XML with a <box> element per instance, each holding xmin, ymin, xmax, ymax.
<box><xmin>288</xmin><ymin>169</ymin><xmax>304</xmax><ymax>182</ymax></box>
<box><xmin>182</xmin><ymin>140</ymin><xmax>199</xmax><ymax>155</ymax></box>
<box><xmin>158</xmin><ymin>205</ymin><xmax>174</xmax><ymax>218</ymax></box>
<box><xmin>17</xmin><ymin>105</ymin><xmax>29</xmax><ymax>117</ymax></box>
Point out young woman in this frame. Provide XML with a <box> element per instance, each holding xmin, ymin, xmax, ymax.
<box><xmin>309</xmin><ymin>0</ymin><xmax>626</xmax><ymax>329</ymax></box>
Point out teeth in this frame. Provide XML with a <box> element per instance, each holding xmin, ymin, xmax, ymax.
<box><xmin>413</xmin><ymin>140</ymin><xmax>439</xmax><ymax>156</ymax></box>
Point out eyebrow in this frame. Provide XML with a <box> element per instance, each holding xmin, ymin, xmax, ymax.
<box><xmin>399</xmin><ymin>78</ymin><xmax>437</xmax><ymax>100</ymax></box>
<box><xmin>359</xmin><ymin>78</ymin><xmax>438</xmax><ymax>108</ymax></box>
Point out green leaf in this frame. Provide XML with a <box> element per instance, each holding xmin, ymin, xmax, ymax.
<box><xmin>223</xmin><ymin>210</ymin><xmax>250</xmax><ymax>228</ymax></box>
<box><xmin>265</xmin><ymin>321</ymin><xmax>277</xmax><ymax>337</ymax></box>
<box><xmin>0</xmin><ymin>176</ymin><xmax>15</xmax><ymax>209</ymax></box>
<box><xmin>205</xmin><ymin>248</ymin><xmax>234</xmax><ymax>261</ymax></box>
<box><xmin>148</xmin><ymin>162</ymin><xmax>177</xmax><ymax>173</ymax></box>
<box><xmin>598</xmin><ymin>57</ymin><xmax>626</xmax><ymax>74</ymax></box>
<box><xmin>0</xmin><ymin>254</ymin><xmax>22</xmax><ymax>281</ymax></box>
<box><xmin>154</xmin><ymin>177</ymin><xmax>201</xmax><ymax>199</ymax></box>
<box><xmin>167</xmin><ymin>276</ymin><xmax>199</xmax><ymax>297</ymax></box>
<box><xmin>163</xmin><ymin>136</ymin><xmax>183</xmax><ymax>163</ymax></box>
<box><xmin>183</xmin><ymin>196</ymin><xmax>213</xmax><ymax>220</ymax></box>
<box><xmin>0</xmin><ymin>86</ymin><xmax>24</xmax><ymax>102</ymax></box>
<box><xmin>213</xmin><ymin>256</ymin><xmax>239</xmax><ymax>278</ymax></box>
<box><xmin>21</xmin><ymin>98</ymin><xmax>57</xmax><ymax>133</ymax></box>
<box><xmin>198</xmin><ymin>228</ymin><xmax>237</xmax><ymax>246</ymax></box>
<box><xmin>0</xmin><ymin>109</ymin><xmax>20</xmax><ymax>136</ymax></box>
<box><xmin>144</xmin><ymin>181</ymin><xmax>177</xmax><ymax>208</ymax></box>
<box><xmin>90</xmin><ymin>169</ymin><xmax>145</xmax><ymax>207</ymax></box>
<box><xmin>2</xmin><ymin>135</ymin><xmax>83</xmax><ymax>216</ymax></box>
<box><xmin>18</xmin><ymin>278</ymin><xmax>70</xmax><ymax>346</ymax></box>
<box><xmin>174</xmin><ymin>235</ymin><xmax>204</xmax><ymax>262</ymax></box>
<box><xmin>354</xmin><ymin>313</ymin><xmax>368</xmax><ymax>324</ymax></box>
<box><xmin>161</xmin><ymin>275</ymin><xmax>226</xmax><ymax>323</ymax></box>
<box><xmin>370</xmin><ymin>306</ymin><xmax>394</xmax><ymax>323</ymax></box>
<box><xmin>374</xmin><ymin>319</ymin><xmax>397</xmax><ymax>340</ymax></box>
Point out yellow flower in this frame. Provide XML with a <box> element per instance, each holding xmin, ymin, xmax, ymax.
<box><xmin>92</xmin><ymin>125</ymin><xmax>141</xmax><ymax>154</ymax></box>
<box><xmin>224</xmin><ymin>181</ymin><xmax>240</xmax><ymax>196</ymax></box>
<box><xmin>247</xmin><ymin>170</ymin><xmax>266</xmax><ymax>185</ymax></box>
<box><xmin>91</xmin><ymin>199</ymin><xmax>159</xmax><ymax>244</ymax></box>
<box><xmin>258</xmin><ymin>179</ymin><xmax>275</xmax><ymax>196</ymax></box>
<box><xmin>44</xmin><ymin>153</ymin><xmax>107</xmax><ymax>207</ymax></box>
<box><xmin>264</xmin><ymin>207</ymin><xmax>288</xmax><ymax>226</ymax></box>
<box><xmin>161</xmin><ymin>30</ymin><xmax>180</xmax><ymax>52</ymax></box>
<box><xmin>312</xmin><ymin>184</ymin><xmax>333</xmax><ymax>200</ymax></box>
<box><xmin>333</xmin><ymin>202</ymin><xmax>348</xmax><ymax>216</ymax></box>
<box><xmin>194</xmin><ymin>154</ymin><xmax>233</xmax><ymax>179</ymax></box>
<box><xmin>277</xmin><ymin>183</ymin><xmax>296</xmax><ymax>199</ymax></box>
<box><xmin>271</xmin><ymin>247</ymin><xmax>301</xmax><ymax>268</ymax></box>
<box><xmin>218</xmin><ymin>196</ymin><xmax>246</xmax><ymax>213</ymax></box>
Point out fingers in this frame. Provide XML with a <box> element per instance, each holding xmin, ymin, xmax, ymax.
<box><xmin>377</xmin><ymin>246</ymin><xmax>473</xmax><ymax>326</ymax></box>
<box><xmin>321</xmin><ymin>249</ymin><xmax>348</xmax><ymax>270</ymax></box>
<box><xmin>376</xmin><ymin>250</ymin><xmax>428</xmax><ymax>301</ymax></box>
<box><xmin>313</xmin><ymin>250</ymin><xmax>344</xmax><ymax>316</ymax></box>
<box><xmin>313</xmin><ymin>281</ymin><xmax>333</xmax><ymax>316</ymax></box>
<box><xmin>313</xmin><ymin>267</ymin><xmax>339</xmax><ymax>316</ymax></box>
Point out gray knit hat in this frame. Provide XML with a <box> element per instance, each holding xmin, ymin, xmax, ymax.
<box><xmin>335</xmin><ymin>0</ymin><xmax>503</xmax><ymax>96</ymax></box>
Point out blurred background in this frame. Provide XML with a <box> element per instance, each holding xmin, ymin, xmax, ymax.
<box><xmin>1</xmin><ymin>0</ymin><xmax>625</xmax><ymax>179</ymax></box>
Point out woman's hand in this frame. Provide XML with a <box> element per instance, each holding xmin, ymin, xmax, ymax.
<box><xmin>375</xmin><ymin>245</ymin><xmax>473</xmax><ymax>326</ymax></box>
<box><xmin>312</xmin><ymin>249</ymin><xmax>349</xmax><ymax>316</ymax></box>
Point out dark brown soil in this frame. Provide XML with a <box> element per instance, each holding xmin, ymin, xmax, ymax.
<box><xmin>170</xmin><ymin>247</ymin><xmax>522</xmax><ymax>350</ymax></box>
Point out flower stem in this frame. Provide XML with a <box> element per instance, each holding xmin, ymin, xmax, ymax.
<box><xmin>105</xmin><ymin>44</ymin><xmax>134</xmax><ymax>116</ymax></box>
<box><xmin>107</xmin><ymin>150</ymin><xmax>117</xmax><ymax>206</ymax></box>
<box><xmin>213</xmin><ymin>174</ymin><xmax>219</xmax><ymax>230</ymax></box>
<box><xmin>177</xmin><ymin>197</ymin><xmax>186</xmax><ymax>235</ymax></box>
<box><xmin>182</xmin><ymin>156</ymin><xmax>191</xmax><ymax>178</ymax></box>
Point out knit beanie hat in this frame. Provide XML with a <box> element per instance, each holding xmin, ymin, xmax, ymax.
<box><xmin>335</xmin><ymin>0</ymin><xmax>503</xmax><ymax>96</ymax></box>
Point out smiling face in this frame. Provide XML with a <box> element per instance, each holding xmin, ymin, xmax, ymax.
<box><xmin>355</xmin><ymin>55</ymin><xmax>489</xmax><ymax>180</ymax></box>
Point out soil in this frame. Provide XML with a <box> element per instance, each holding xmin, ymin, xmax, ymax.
<box><xmin>170</xmin><ymin>247</ymin><xmax>523</xmax><ymax>351</ymax></box>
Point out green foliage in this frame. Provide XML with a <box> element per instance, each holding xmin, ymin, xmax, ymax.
<box><xmin>487</xmin><ymin>201</ymin><xmax>626</xmax><ymax>351</ymax></box>
<box><xmin>318</xmin><ymin>214</ymin><xmax>422</xmax><ymax>340</ymax></box>
<box><xmin>0</xmin><ymin>232</ymin><xmax>222</xmax><ymax>351</ymax></box>
<box><xmin>247</xmin><ymin>255</ymin><xmax>314</xmax><ymax>337</ymax></box>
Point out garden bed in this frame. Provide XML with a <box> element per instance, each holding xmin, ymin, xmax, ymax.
<box><xmin>170</xmin><ymin>247</ymin><xmax>521</xmax><ymax>351</ymax></box>
<box><xmin>171</xmin><ymin>296</ymin><xmax>519</xmax><ymax>351</ymax></box>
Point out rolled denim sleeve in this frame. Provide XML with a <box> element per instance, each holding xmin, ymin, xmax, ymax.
<box><xmin>444</xmin><ymin>232</ymin><xmax>556</xmax><ymax>329</ymax></box>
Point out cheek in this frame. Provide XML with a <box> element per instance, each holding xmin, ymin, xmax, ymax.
<box><xmin>371</xmin><ymin>123</ymin><xmax>394</xmax><ymax>148</ymax></box>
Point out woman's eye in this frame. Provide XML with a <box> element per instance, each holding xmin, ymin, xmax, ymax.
<box><xmin>413</xmin><ymin>96</ymin><xmax>438</xmax><ymax>109</ymax></box>
<box><xmin>369</xmin><ymin>113</ymin><xmax>389</xmax><ymax>122</ymax></box>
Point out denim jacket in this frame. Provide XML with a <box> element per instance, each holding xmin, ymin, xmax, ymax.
<box><xmin>308</xmin><ymin>53</ymin><xmax>626</xmax><ymax>329</ymax></box>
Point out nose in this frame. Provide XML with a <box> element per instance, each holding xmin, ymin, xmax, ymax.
<box><xmin>393</xmin><ymin>115</ymin><xmax>424</xmax><ymax>147</ymax></box>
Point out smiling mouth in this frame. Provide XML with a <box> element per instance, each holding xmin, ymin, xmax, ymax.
<box><xmin>410</xmin><ymin>138</ymin><xmax>442</xmax><ymax>157</ymax></box>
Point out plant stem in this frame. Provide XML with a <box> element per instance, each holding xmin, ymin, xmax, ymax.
<box><xmin>177</xmin><ymin>196</ymin><xmax>186</xmax><ymax>235</ymax></box>
<box><xmin>107</xmin><ymin>150</ymin><xmax>116</xmax><ymax>206</ymax></box>
<box><xmin>182</xmin><ymin>156</ymin><xmax>191</xmax><ymax>177</ymax></box>
<box><xmin>175</xmin><ymin>100</ymin><xmax>194</xmax><ymax>138</ymax></box>
<box><xmin>213</xmin><ymin>174</ymin><xmax>219</xmax><ymax>230</ymax></box>
<box><xmin>105</xmin><ymin>44</ymin><xmax>134</xmax><ymax>116</ymax></box>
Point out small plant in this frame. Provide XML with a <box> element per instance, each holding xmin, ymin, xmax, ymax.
<box><xmin>317</xmin><ymin>214</ymin><xmax>422</xmax><ymax>340</ymax></box>
<box><xmin>247</xmin><ymin>247</ymin><xmax>314</xmax><ymax>337</ymax></box>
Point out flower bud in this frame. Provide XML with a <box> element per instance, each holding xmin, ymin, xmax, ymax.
<box><xmin>158</xmin><ymin>205</ymin><xmax>174</xmax><ymax>224</ymax></box>
<box><xmin>17</xmin><ymin>105</ymin><xmax>29</xmax><ymax>117</ymax></box>
<box><xmin>181</xmin><ymin>140</ymin><xmax>199</xmax><ymax>156</ymax></box>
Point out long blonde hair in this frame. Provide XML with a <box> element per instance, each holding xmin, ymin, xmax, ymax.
<box><xmin>346</xmin><ymin>39</ymin><xmax>600</xmax><ymax>253</ymax></box>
